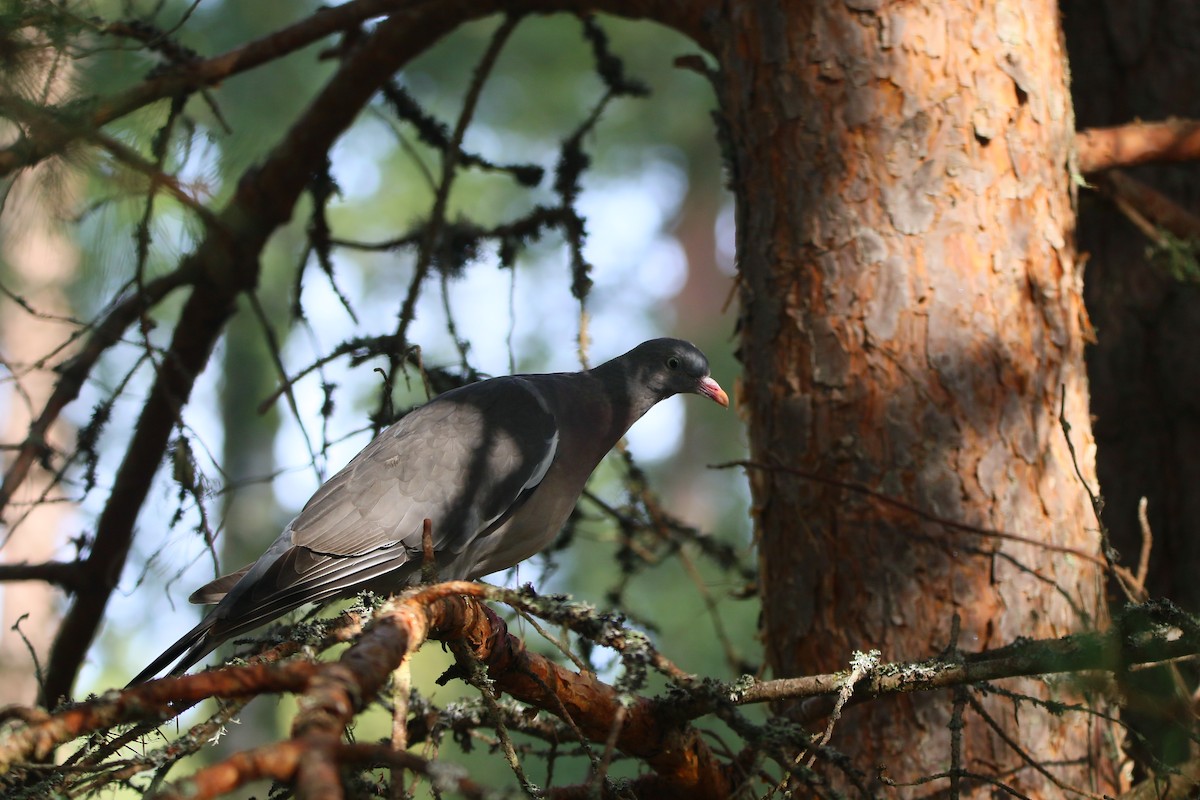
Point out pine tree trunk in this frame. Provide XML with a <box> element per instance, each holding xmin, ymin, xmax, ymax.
<box><xmin>714</xmin><ymin>1</ymin><xmax>1113</xmax><ymax>793</ymax></box>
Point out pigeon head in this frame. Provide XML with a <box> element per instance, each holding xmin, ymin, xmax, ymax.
<box><xmin>613</xmin><ymin>338</ymin><xmax>730</xmax><ymax>409</ymax></box>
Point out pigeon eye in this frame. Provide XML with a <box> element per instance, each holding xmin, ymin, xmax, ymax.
<box><xmin>666</xmin><ymin>356</ymin><xmax>680</xmax><ymax>370</ymax></box>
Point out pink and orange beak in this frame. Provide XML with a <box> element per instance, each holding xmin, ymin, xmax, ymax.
<box><xmin>698</xmin><ymin>376</ymin><xmax>730</xmax><ymax>408</ymax></box>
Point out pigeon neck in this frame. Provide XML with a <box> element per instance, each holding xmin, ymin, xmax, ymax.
<box><xmin>588</xmin><ymin>360</ymin><xmax>662</xmax><ymax>435</ymax></box>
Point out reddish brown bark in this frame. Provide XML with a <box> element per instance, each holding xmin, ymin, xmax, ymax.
<box><xmin>716</xmin><ymin>1</ymin><xmax>1110</xmax><ymax>795</ymax></box>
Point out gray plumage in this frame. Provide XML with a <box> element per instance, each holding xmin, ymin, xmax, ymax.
<box><xmin>130</xmin><ymin>338</ymin><xmax>727</xmax><ymax>684</ymax></box>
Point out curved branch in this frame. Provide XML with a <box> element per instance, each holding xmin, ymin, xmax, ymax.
<box><xmin>455</xmin><ymin>596</ymin><xmax>740</xmax><ymax>799</ymax></box>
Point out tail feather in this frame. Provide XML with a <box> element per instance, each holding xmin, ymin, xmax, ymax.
<box><xmin>126</xmin><ymin>614</ymin><xmax>220</xmax><ymax>686</ymax></box>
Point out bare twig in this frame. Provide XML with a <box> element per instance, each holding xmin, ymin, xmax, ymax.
<box><xmin>1135</xmin><ymin>497</ymin><xmax>1153</xmax><ymax>598</ymax></box>
<box><xmin>420</xmin><ymin>517</ymin><xmax>437</xmax><ymax>584</ymax></box>
<box><xmin>0</xmin><ymin>267</ymin><xmax>198</xmax><ymax>522</ymax></box>
<box><xmin>965</xmin><ymin>692</ymin><xmax>1107</xmax><ymax>800</ymax></box>
<box><xmin>1057</xmin><ymin>387</ymin><xmax>1138</xmax><ymax>603</ymax></box>
<box><xmin>382</xmin><ymin>13</ymin><xmax>521</xmax><ymax>429</ymax></box>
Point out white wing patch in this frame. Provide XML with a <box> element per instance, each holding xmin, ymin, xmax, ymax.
<box><xmin>473</xmin><ymin>378</ymin><xmax>559</xmax><ymax>534</ymax></box>
<box><xmin>515</xmin><ymin>377</ymin><xmax>558</xmax><ymax>492</ymax></box>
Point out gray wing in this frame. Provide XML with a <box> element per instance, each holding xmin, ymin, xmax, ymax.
<box><xmin>201</xmin><ymin>376</ymin><xmax>559</xmax><ymax>639</ymax></box>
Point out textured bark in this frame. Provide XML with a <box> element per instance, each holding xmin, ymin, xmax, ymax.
<box><xmin>714</xmin><ymin>1</ymin><xmax>1109</xmax><ymax>794</ymax></box>
<box><xmin>1063</xmin><ymin>0</ymin><xmax>1200</xmax><ymax>768</ymax></box>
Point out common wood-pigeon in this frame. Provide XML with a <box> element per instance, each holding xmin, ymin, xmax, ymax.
<box><xmin>129</xmin><ymin>338</ymin><xmax>727</xmax><ymax>683</ymax></box>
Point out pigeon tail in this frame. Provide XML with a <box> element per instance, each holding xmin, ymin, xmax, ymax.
<box><xmin>126</xmin><ymin>615</ymin><xmax>220</xmax><ymax>686</ymax></box>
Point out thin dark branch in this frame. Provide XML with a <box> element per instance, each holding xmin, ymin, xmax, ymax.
<box><xmin>246</xmin><ymin>291</ymin><xmax>318</xmax><ymax>469</ymax></box>
<box><xmin>0</xmin><ymin>0</ymin><xmax>413</xmax><ymax>178</ymax></box>
<box><xmin>256</xmin><ymin>333</ymin><xmax>415</xmax><ymax>414</ymax></box>
<box><xmin>0</xmin><ymin>0</ymin><xmax>713</xmax><ymax>179</ymax></box>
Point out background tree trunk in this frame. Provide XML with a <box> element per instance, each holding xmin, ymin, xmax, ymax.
<box><xmin>717</xmin><ymin>1</ymin><xmax>1113</xmax><ymax>793</ymax></box>
<box><xmin>0</xmin><ymin>167</ymin><xmax>78</xmax><ymax>706</ymax></box>
<box><xmin>0</xmin><ymin>48</ymin><xmax>78</xmax><ymax>705</ymax></box>
<box><xmin>214</xmin><ymin>308</ymin><xmax>285</xmax><ymax>750</ymax></box>
<box><xmin>1063</xmin><ymin>0</ymin><xmax>1200</xmax><ymax>769</ymax></box>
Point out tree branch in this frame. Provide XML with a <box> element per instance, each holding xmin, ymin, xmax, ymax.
<box><xmin>0</xmin><ymin>561</ymin><xmax>84</xmax><ymax>592</ymax></box>
<box><xmin>4</xmin><ymin>587</ymin><xmax>1197</xmax><ymax>798</ymax></box>
<box><xmin>730</xmin><ymin>603</ymin><xmax>1200</xmax><ymax>725</ymax></box>
<box><xmin>0</xmin><ymin>0</ymin><xmax>410</xmax><ymax>178</ymax></box>
<box><xmin>1076</xmin><ymin>118</ymin><xmax>1200</xmax><ymax>174</ymax></box>
<box><xmin>2</xmin><ymin>583</ymin><xmax>739</xmax><ymax>799</ymax></box>
<box><xmin>156</xmin><ymin>741</ymin><xmax>488</xmax><ymax>800</ymax></box>
<box><xmin>446</xmin><ymin>595</ymin><xmax>738</xmax><ymax>799</ymax></box>
<box><xmin>1095</xmin><ymin>169</ymin><xmax>1200</xmax><ymax>242</ymax></box>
